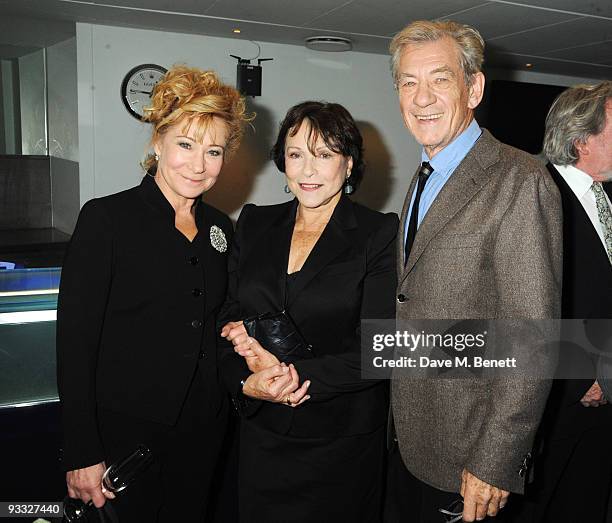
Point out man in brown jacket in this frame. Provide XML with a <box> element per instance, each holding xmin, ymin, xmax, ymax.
<box><xmin>386</xmin><ymin>20</ymin><xmax>562</xmax><ymax>523</ymax></box>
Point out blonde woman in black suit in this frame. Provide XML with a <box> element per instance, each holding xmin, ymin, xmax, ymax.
<box><xmin>57</xmin><ymin>65</ymin><xmax>251</xmax><ymax>522</ymax></box>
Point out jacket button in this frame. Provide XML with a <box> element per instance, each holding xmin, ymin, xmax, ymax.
<box><xmin>191</xmin><ymin>320</ymin><xmax>202</xmax><ymax>328</ymax></box>
<box><xmin>397</xmin><ymin>294</ymin><xmax>407</xmax><ymax>303</ymax></box>
<box><xmin>189</xmin><ymin>256</ymin><xmax>199</xmax><ymax>265</ymax></box>
<box><xmin>192</xmin><ymin>288</ymin><xmax>203</xmax><ymax>297</ymax></box>
<box><xmin>198</xmin><ymin>350</ymin><xmax>205</xmax><ymax>359</ymax></box>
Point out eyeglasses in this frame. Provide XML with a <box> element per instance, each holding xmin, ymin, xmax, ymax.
<box><xmin>439</xmin><ymin>498</ymin><xmax>463</xmax><ymax>523</ymax></box>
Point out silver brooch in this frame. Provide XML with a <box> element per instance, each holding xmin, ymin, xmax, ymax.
<box><xmin>209</xmin><ymin>225</ymin><xmax>227</xmax><ymax>253</ymax></box>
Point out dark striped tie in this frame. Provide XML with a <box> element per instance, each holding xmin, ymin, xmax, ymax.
<box><xmin>404</xmin><ymin>161</ymin><xmax>433</xmax><ymax>265</ymax></box>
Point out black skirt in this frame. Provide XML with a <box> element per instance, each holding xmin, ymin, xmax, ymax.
<box><xmin>238</xmin><ymin>419</ymin><xmax>385</xmax><ymax>523</ymax></box>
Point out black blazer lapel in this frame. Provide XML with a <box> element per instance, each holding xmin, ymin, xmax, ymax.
<box><xmin>202</xmin><ymin>220</ymin><xmax>215</xmax><ymax>319</ymax></box>
<box><xmin>286</xmin><ymin>195</ymin><xmax>356</xmax><ymax>308</ymax></box>
<box><xmin>547</xmin><ymin>163</ymin><xmax>612</xmax><ymax>272</ymax></box>
<box><xmin>246</xmin><ymin>199</ymin><xmax>298</xmax><ymax>312</ymax></box>
<box><xmin>200</xmin><ymin>206</ymin><xmax>228</xmax><ymax>319</ymax></box>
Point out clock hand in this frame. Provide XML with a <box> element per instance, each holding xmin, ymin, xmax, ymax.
<box><xmin>129</xmin><ymin>89</ymin><xmax>153</xmax><ymax>95</ymax></box>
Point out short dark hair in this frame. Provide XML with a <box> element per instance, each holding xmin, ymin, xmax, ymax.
<box><xmin>271</xmin><ymin>101</ymin><xmax>364</xmax><ymax>192</ymax></box>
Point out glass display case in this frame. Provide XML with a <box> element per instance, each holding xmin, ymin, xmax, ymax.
<box><xmin>0</xmin><ymin>267</ymin><xmax>60</xmax><ymax>408</ymax></box>
<box><xmin>0</xmin><ymin>267</ymin><xmax>66</xmax><ymax>502</ymax></box>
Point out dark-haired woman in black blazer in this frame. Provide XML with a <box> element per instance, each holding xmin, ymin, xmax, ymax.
<box><xmin>219</xmin><ymin>101</ymin><xmax>398</xmax><ymax>522</ymax></box>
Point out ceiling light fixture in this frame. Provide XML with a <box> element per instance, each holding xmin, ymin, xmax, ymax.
<box><xmin>233</xmin><ymin>28</ymin><xmax>241</xmax><ymax>34</ymax></box>
<box><xmin>525</xmin><ymin>63</ymin><xmax>533</xmax><ymax>68</ymax></box>
<box><xmin>305</xmin><ymin>36</ymin><xmax>352</xmax><ymax>52</ymax></box>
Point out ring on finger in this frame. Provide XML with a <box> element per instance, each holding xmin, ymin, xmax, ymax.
<box><xmin>285</xmin><ymin>396</ymin><xmax>292</xmax><ymax>406</ymax></box>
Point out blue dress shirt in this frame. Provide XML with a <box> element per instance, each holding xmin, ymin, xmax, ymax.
<box><xmin>404</xmin><ymin>119</ymin><xmax>483</xmax><ymax>245</ymax></box>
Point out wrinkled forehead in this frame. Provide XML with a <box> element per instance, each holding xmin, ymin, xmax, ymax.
<box><xmin>172</xmin><ymin>114</ymin><xmax>229</xmax><ymax>145</ymax></box>
<box><xmin>399</xmin><ymin>37</ymin><xmax>463</xmax><ymax>75</ymax></box>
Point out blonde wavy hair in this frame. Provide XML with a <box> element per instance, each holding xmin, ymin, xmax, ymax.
<box><xmin>141</xmin><ymin>65</ymin><xmax>253</xmax><ymax>172</ymax></box>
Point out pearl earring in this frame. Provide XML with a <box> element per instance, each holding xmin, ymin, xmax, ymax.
<box><xmin>154</xmin><ymin>153</ymin><xmax>159</xmax><ymax>161</ymax></box>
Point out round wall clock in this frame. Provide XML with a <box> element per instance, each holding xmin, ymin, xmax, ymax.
<box><xmin>120</xmin><ymin>64</ymin><xmax>167</xmax><ymax>120</ymax></box>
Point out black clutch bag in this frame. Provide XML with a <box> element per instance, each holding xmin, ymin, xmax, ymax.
<box><xmin>243</xmin><ymin>310</ymin><xmax>314</xmax><ymax>363</ymax></box>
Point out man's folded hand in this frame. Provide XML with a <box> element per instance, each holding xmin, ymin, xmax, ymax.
<box><xmin>460</xmin><ymin>469</ymin><xmax>509</xmax><ymax>521</ymax></box>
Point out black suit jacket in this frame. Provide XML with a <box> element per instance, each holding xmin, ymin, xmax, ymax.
<box><xmin>547</xmin><ymin>164</ymin><xmax>612</xmax><ymax>320</ymax></box>
<box><xmin>56</xmin><ymin>176</ymin><xmax>233</xmax><ymax>470</ymax></box>
<box><xmin>218</xmin><ymin>195</ymin><xmax>398</xmax><ymax>438</ymax></box>
<box><xmin>544</xmin><ymin>163</ymin><xmax>612</xmax><ymax>434</ymax></box>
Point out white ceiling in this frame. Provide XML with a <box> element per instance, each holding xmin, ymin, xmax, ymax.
<box><xmin>0</xmin><ymin>0</ymin><xmax>610</xmax><ymax>79</ymax></box>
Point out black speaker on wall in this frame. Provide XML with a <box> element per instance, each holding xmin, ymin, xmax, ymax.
<box><xmin>237</xmin><ymin>63</ymin><xmax>262</xmax><ymax>96</ymax></box>
<box><xmin>230</xmin><ymin>55</ymin><xmax>273</xmax><ymax>97</ymax></box>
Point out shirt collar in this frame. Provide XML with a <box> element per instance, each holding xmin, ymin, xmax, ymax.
<box><xmin>421</xmin><ymin>119</ymin><xmax>482</xmax><ymax>175</ymax></box>
<box><xmin>554</xmin><ymin>164</ymin><xmax>595</xmax><ymax>199</ymax></box>
<box><xmin>139</xmin><ymin>174</ymin><xmax>202</xmax><ymax>224</ymax></box>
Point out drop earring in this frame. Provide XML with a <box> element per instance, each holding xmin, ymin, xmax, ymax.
<box><xmin>344</xmin><ymin>171</ymin><xmax>353</xmax><ymax>194</ymax></box>
<box><xmin>154</xmin><ymin>153</ymin><xmax>159</xmax><ymax>161</ymax></box>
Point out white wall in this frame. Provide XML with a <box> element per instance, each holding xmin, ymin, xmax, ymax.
<box><xmin>47</xmin><ymin>37</ymin><xmax>79</xmax><ymax>162</ymax></box>
<box><xmin>75</xmin><ymin>23</ymin><xmax>603</xmax><ymax>220</ymax></box>
<box><xmin>0</xmin><ymin>59</ymin><xmax>17</xmax><ymax>154</ymax></box>
<box><xmin>19</xmin><ymin>49</ymin><xmax>47</xmax><ymax>155</ymax></box>
<box><xmin>76</xmin><ymin>23</ymin><xmax>419</xmax><ymax>218</ymax></box>
<box><xmin>45</xmin><ymin>36</ymin><xmax>81</xmax><ymax>234</ymax></box>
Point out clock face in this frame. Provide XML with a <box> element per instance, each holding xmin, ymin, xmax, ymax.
<box><xmin>121</xmin><ymin>64</ymin><xmax>167</xmax><ymax>120</ymax></box>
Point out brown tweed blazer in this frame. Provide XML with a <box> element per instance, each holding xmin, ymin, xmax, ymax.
<box><xmin>392</xmin><ymin>129</ymin><xmax>563</xmax><ymax>494</ymax></box>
